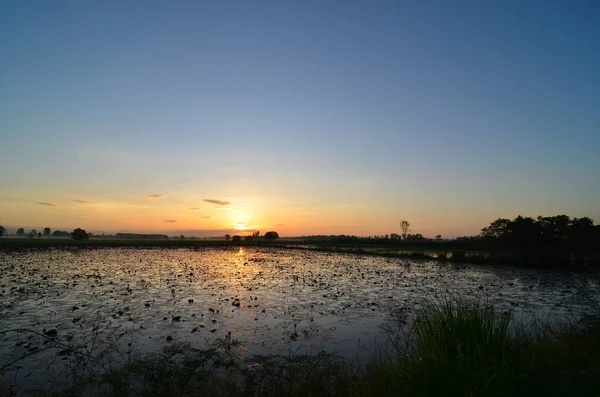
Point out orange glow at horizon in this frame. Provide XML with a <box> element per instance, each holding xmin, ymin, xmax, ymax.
<box><xmin>0</xmin><ymin>190</ymin><xmax>498</xmax><ymax>238</ymax></box>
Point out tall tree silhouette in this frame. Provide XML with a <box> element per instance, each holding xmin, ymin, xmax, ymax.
<box><xmin>400</xmin><ymin>220</ymin><xmax>411</xmax><ymax>240</ymax></box>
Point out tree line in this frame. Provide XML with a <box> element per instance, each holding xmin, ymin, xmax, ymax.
<box><xmin>0</xmin><ymin>226</ymin><xmax>90</xmax><ymax>240</ymax></box>
<box><xmin>480</xmin><ymin>215</ymin><xmax>599</xmax><ymax>261</ymax></box>
<box><xmin>224</xmin><ymin>231</ymin><xmax>279</xmax><ymax>243</ymax></box>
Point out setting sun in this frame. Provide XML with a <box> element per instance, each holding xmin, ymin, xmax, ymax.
<box><xmin>233</xmin><ymin>214</ymin><xmax>251</xmax><ymax>231</ymax></box>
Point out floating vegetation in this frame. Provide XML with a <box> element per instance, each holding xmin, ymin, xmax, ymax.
<box><xmin>0</xmin><ymin>247</ymin><xmax>597</xmax><ymax>391</ymax></box>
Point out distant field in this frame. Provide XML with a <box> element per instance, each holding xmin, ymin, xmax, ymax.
<box><xmin>1</xmin><ymin>237</ymin><xmax>597</xmax><ymax>271</ymax></box>
<box><xmin>0</xmin><ymin>237</ymin><xmax>500</xmax><ymax>268</ymax></box>
<box><xmin>0</xmin><ymin>236</ymin><xmax>422</xmax><ymax>248</ymax></box>
<box><xmin>0</xmin><ymin>237</ymin><xmax>242</xmax><ymax>249</ymax></box>
<box><xmin>0</xmin><ymin>238</ymin><xmax>460</xmax><ymax>264</ymax></box>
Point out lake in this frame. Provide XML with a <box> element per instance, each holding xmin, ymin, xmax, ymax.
<box><xmin>1</xmin><ymin>247</ymin><xmax>597</xmax><ymax>390</ymax></box>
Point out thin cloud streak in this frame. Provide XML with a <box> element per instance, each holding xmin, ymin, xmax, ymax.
<box><xmin>71</xmin><ymin>199</ymin><xmax>89</xmax><ymax>204</ymax></box>
<box><xmin>189</xmin><ymin>207</ymin><xmax>200</xmax><ymax>210</ymax></box>
<box><xmin>2</xmin><ymin>196</ymin><xmax>26</xmax><ymax>202</ymax></box>
<box><xmin>164</xmin><ymin>220</ymin><xmax>177</xmax><ymax>223</ymax></box>
<box><xmin>217</xmin><ymin>206</ymin><xmax>239</xmax><ymax>211</ymax></box>
<box><xmin>137</xmin><ymin>194</ymin><xmax>165</xmax><ymax>200</ymax></box>
<box><xmin>38</xmin><ymin>202</ymin><xmax>56</xmax><ymax>207</ymax></box>
<box><xmin>202</xmin><ymin>199</ymin><xmax>231</xmax><ymax>206</ymax></box>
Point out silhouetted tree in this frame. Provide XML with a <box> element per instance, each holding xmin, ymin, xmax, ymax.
<box><xmin>509</xmin><ymin>215</ymin><xmax>540</xmax><ymax>248</ymax></box>
<box><xmin>435</xmin><ymin>235</ymin><xmax>442</xmax><ymax>240</ymax></box>
<box><xmin>179</xmin><ymin>235</ymin><xmax>185</xmax><ymax>240</ymax></box>
<box><xmin>71</xmin><ymin>228</ymin><xmax>89</xmax><ymax>240</ymax></box>
<box><xmin>253</xmin><ymin>231</ymin><xmax>260</xmax><ymax>238</ymax></box>
<box><xmin>37</xmin><ymin>232</ymin><xmax>42</xmax><ymax>238</ymax></box>
<box><xmin>537</xmin><ymin>215</ymin><xmax>570</xmax><ymax>243</ymax></box>
<box><xmin>400</xmin><ymin>220</ymin><xmax>411</xmax><ymax>240</ymax></box>
<box><xmin>244</xmin><ymin>235</ymin><xmax>254</xmax><ymax>241</ymax></box>
<box><xmin>28</xmin><ymin>229</ymin><xmax>37</xmax><ymax>239</ymax></box>
<box><xmin>43</xmin><ymin>227</ymin><xmax>51</xmax><ymax>237</ymax></box>
<box><xmin>232</xmin><ymin>235</ymin><xmax>242</xmax><ymax>244</ymax></box>
<box><xmin>224</xmin><ymin>234</ymin><xmax>231</xmax><ymax>241</ymax></box>
<box><xmin>390</xmin><ymin>233</ymin><xmax>401</xmax><ymax>240</ymax></box>
<box><xmin>480</xmin><ymin>214</ymin><xmax>600</xmax><ymax>269</ymax></box>
<box><xmin>16</xmin><ymin>228</ymin><xmax>25</xmax><ymax>236</ymax></box>
<box><xmin>52</xmin><ymin>230</ymin><xmax>70</xmax><ymax>237</ymax></box>
<box><xmin>264</xmin><ymin>231</ymin><xmax>279</xmax><ymax>240</ymax></box>
<box><xmin>568</xmin><ymin>217</ymin><xmax>596</xmax><ymax>264</ymax></box>
<box><xmin>0</xmin><ymin>225</ymin><xmax>6</xmax><ymax>237</ymax></box>
<box><xmin>481</xmin><ymin>218</ymin><xmax>512</xmax><ymax>239</ymax></box>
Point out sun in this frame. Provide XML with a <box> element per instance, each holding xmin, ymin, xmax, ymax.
<box><xmin>227</xmin><ymin>205</ymin><xmax>257</xmax><ymax>232</ymax></box>
<box><xmin>234</xmin><ymin>216</ymin><xmax>249</xmax><ymax>231</ymax></box>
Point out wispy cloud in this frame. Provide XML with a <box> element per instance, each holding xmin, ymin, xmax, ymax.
<box><xmin>137</xmin><ymin>194</ymin><xmax>165</xmax><ymax>200</ymax></box>
<box><xmin>38</xmin><ymin>202</ymin><xmax>56</xmax><ymax>207</ymax></box>
<box><xmin>2</xmin><ymin>196</ymin><xmax>26</xmax><ymax>202</ymax></box>
<box><xmin>71</xmin><ymin>199</ymin><xmax>89</xmax><ymax>204</ymax></box>
<box><xmin>202</xmin><ymin>216</ymin><xmax>212</xmax><ymax>219</ymax></box>
<box><xmin>189</xmin><ymin>207</ymin><xmax>200</xmax><ymax>210</ymax></box>
<box><xmin>164</xmin><ymin>220</ymin><xmax>177</xmax><ymax>223</ymax></box>
<box><xmin>217</xmin><ymin>206</ymin><xmax>239</xmax><ymax>211</ymax></box>
<box><xmin>202</xmin><ymin>199</ymin><xmax>230</xmax><ymax>206</ymax></box>
<box><xmin>276</xmin><ymin>223</ymin><xmax>285</xmax><ymax>227</ymax></box>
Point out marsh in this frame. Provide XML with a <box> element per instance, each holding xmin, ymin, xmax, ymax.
<box><xmin>1</xmin><ymin>247</ymin><xmax>597</xmax><ymax>390</ymax></box>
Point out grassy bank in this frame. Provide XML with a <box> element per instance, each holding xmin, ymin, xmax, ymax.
<box><xmin>2</xmin><ymin>299</ymin><xmax>599</xmax><ymax>396</ymax></box>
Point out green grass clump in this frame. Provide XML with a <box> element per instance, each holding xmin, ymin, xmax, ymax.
<box><xmin>352</xmin><ymin>299</ymin><xmax>517</xmax><ymax>397</ymax></box>
<box><xmin>353</xmin><ymin>299</ymin><xmax>600</xmax><ymax>397</ymax></box>
<box><xmin>409</xmin><ymin>300</ymin><xmax>515</xmax><ymax>395</ymax></box>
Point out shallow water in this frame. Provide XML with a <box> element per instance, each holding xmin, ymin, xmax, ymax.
<box><xmin>1</xmin><ymin>247</ymin><xmax>597</xmax><ymax>390</ymax></box>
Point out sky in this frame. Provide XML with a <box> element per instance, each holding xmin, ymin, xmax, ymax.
<box><xmin>1</xmin><ymin>1</ymin><xmax>599</xmax><ymax>238</ymax></box>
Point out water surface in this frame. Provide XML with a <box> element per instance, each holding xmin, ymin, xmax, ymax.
<box><xmin>1</xmin><ymin>247</ymin><xmax>596</xmax><ymax>390</ymax></box>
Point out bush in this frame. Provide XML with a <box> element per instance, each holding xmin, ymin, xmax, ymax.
<box><xmin>71</xmin><ymin>228</ymin><xmax>89</xmax><ymax>240</ymax></box>
<box><xmin>264</xmin><ymin>231</ymin><xmax>279</xmax><ymax>240</ymax></box>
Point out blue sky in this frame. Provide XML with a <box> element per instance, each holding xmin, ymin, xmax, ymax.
<box><xmin>1</xmin><ymin>1</ymin><xmax>599</xmax><ymax>236</ymax></box>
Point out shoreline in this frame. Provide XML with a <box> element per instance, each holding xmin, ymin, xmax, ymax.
<box><xmin>0</xmin><ymin>237</ymin><xmax>597</xmax><ymax>272</ymax></box>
